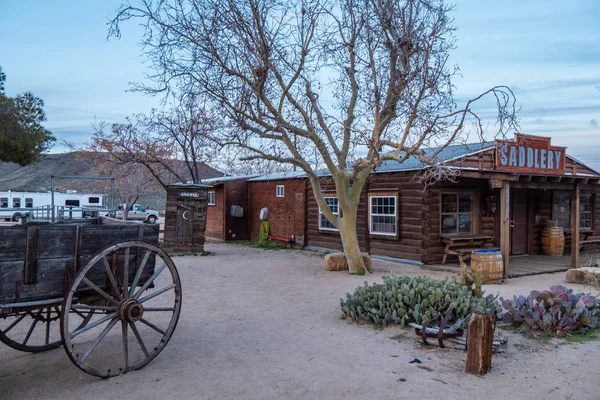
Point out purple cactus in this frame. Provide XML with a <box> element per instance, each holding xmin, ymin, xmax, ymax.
<box><xmin>498</xmin><ymin>286</ymin><xmax>600</xmax><ymax>338</ymax></box>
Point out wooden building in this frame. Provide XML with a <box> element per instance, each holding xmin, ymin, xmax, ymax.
<box><xmin>163</xmin><ymin>183</ymin><xmax>210</xmax><ymax>254</ymax></box>
<box><xmin>306</xmin><ymin>134</ymin><xmax>600</xmax><ymax>277</ymax></box>
<box><xmin>247</xmin><ymin>172</ymin><xmax>307</xmax><ymax>244</ymax></box>
<box><xmin>204</xmin><ymin>175</ymin><xmax>260</xmax><ymax>241</ymax></box>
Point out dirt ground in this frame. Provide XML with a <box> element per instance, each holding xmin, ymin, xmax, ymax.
<box><xmin>1</xmin><ymin>243</ymin><xmax>599</xmax><ymax>400</ymax></box>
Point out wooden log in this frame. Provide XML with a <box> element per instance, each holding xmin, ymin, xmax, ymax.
<box><xmin>466</xmin><ymin>313</ymin><xmax>494</xmax><ymax>375</ymax></box>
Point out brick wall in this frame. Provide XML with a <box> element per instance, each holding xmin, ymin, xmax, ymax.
<box><xmin>205</xmin><ymin>185</ymin><xmax>225</xmax><ymax>240</ymax></box>
<box><xmin>224</xmin><ymin>179</ymin><xmax>251</xmax><ymax>240</ymax></box>
<box><xmin>248</xmin><ymin>179</ymin><xmax>306</xmax><ymax>242</ymax></box>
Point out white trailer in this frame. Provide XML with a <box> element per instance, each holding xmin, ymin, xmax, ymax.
<box><xmin>0</xmin><ymin>191</ymin><xmax>106</xmax><ymax>221</ymax></box>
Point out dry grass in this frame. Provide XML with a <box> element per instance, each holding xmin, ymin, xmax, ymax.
<box><xmin>580</xmin><ymin>254</ymin><xmax>600</xmax><ymax>289</ymax></box>
<box><xmin>324</xmin><ymin>252</ymin><xmax>372</xmax><ymax>272</ymax></box>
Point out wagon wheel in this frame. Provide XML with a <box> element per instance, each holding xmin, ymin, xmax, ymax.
<box><xmin>0</xmin><ymin>304</ymin><xmax>92</xmax><ymax>353</ymax></box>
<box><xmin>61</xmin><ymin>241</ymin><xmax>182</xmax><ymax>378</ymax></box>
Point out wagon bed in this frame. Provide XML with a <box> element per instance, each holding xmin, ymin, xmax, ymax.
<box><xmin>0</xmin><ymin>221</ymin><xmax>182</xmax><ymax>378</ymax></box>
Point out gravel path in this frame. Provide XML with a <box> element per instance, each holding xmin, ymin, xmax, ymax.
<box><xmin>1</xmin><ymin>243</ymin><xmax>599</xmax><ymax>400</ymax></box>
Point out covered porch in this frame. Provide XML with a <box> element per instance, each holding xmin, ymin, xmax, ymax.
<box><xmin>424</xmin><ymin>250</ymin><xmax>600</xmax><ymax>278</ymax></box>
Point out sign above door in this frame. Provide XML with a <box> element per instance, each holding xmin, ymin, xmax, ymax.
<box><xmin>495</xmin><ymin>134</ymin><xmax>566</xmax><ymax>175</ymax></box>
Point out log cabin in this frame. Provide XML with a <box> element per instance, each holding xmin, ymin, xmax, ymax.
<box><xmin>306</xmin><ymin>134</ymin><xmax>600</xmax><ymax>277</ymax></box>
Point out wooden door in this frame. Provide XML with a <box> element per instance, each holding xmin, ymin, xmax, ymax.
<box><xmin>511</xmin><ymin>190</ymin><xmax>528</xmax><ymax>254</ymax></box>
<box><xmin>175</xmin><ymin>201</ymin><xmax>194</xmax><ymax>244</ymax></box>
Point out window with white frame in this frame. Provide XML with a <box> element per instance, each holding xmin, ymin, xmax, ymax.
<box><xmin>13</xmin><ymin>198</ymin><xmax>20</xmax><ymax>208</ymax></box>
<box><xmin>1</xmin><ymin>198</ymin><xmax>8</xmax><ymax>208</ymax></box>
<box><xmin>369</xmin><ymin>195</ymin><xmax>397</xmax><ymax>235</ymax></box>
<box><xmin>276</xmin><ymin>185</ymin><xmax>284</xmax><ymax>197</ymax></box>
<box><xmin>25</xmin><ymin>198</ymin><xmax>33</xmax><ymax>208</ymax></box>
<box><xmin>208</xmin><ymin>191</ymin><xmax>216</xmax><ymax>206</ymax></box>
<box><xmin>319</xmin><ymin>197</ymin><xmax>339</xmax><ymax>231</ymax></box>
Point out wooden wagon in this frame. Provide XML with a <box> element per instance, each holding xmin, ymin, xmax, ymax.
<box><xmin>0</xmin><ymin>221</ymin><xmax>182</xmax><ymax>378</ymax></box>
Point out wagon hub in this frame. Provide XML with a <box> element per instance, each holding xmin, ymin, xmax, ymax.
<box><xmin>119</xmin><ymin>299</ymin><xmax>144</xmax><ymax>323</ymax></box>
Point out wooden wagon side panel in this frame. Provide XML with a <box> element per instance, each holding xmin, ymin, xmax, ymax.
<box><xmin>0</xmin><ymin>224</ymin><xmax>159</xmax><ymax>304</ymax></box>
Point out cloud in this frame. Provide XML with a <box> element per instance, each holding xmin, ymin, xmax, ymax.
<box><xmin>590</xmin><ymin>119</ymin><xmax>599</xmax><ymax>129</ymax></box>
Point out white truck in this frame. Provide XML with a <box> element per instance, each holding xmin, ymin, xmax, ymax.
<box><xmin>0</xmin><ymin>190</ymin><xmax>106</xmax><ymax>221</ymax></box>
<box><xmin>107</xmin><ymin>204</ymin><xmax>159</xmax><ymax>224</ymax></box>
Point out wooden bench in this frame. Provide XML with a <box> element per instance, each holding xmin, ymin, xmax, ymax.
<box><xmin>580</xmin><ymin>236</ymin><xmax>600</xmax><ymax>251</ymax></box>
<box><xmin>439</xmin><ymin>234</ymin><xmax>495</xmax><ymax>265</ymax></box>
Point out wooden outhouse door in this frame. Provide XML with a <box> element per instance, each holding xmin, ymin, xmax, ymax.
<box><xmin>510</xmin><ymin>190</ymin><xmax>528</xmax><ymax>254</ymax></box>
<box><xmin>175</xmin><ymin>201</ymin><xmax>194</xmax><ymax>245</ymax></box>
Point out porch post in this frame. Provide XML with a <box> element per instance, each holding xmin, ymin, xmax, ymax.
<box><xmin>571</xmin><ymin>184</ymin><xmax>580</xmax><ymax>267</ymax></box>
<box><xmin>500</xmin><ymin>181</ymin><xmax>511</xmax><ymax>278</ymax></box>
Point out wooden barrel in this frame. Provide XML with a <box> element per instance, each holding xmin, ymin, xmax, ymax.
<box><xmin>471</xmin><ymin>249</ymin><xmax>503</xmax><ymax>284</ymax></box>
<box><xmin>541</xmin><ymin>221</ymin><xmax>564</xmax><ymax>256</ymax></box>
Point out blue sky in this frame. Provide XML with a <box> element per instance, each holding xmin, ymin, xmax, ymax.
<box><xmin>1</xmin><ymin>0</ymin><xmax>599</xmax><ymax>170</ymax></box>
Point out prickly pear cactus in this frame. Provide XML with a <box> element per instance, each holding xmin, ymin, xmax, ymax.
<box><xmin>340</xmin><ymin>274</ymin><xmax>500</xmax><ymax>328</ymax></box>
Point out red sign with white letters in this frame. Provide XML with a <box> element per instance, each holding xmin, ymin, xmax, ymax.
<box><xmin>495</xmin><ymin>134</ymin><xmax>566</xmax><ymax>175</ymax></box>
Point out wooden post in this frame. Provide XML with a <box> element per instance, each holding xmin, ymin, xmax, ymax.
<box><xmin>466</xmin><ymin>313</ymin><xmax>494</xmax><ymax>375</ymax></box>
<box><xmin>571</xmin><ymin>184</ymin><xmax>580</xmax><ymax>267</ymax></box>
<box><xmin>500</xmin><ymin>182</ymin><xmax>510</xmax><ymax>278</ymax></box>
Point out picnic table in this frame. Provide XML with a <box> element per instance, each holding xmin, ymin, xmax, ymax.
<box><xmin>439</xmin><ymin>234</ymin><xmax>495</xmax><ymax>265</ymax></box>
<box><xmin>563</xmin><ymin>230</ymin><xmax>600</xmax><ymax>251</ymax></box>
<box><xmin>578</xmin><ymin>232</ymin><xmax>600</xmax><ymax>251</ymax></box>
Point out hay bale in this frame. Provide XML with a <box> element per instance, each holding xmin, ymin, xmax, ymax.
<box><xmin>324</xmin><ymin>252</ymin><xmax>372</xmax><ymax>272</ymax></box>
<box><xmin>565</xmin><ymin>267</ymin><xmax>600</xmax><ymax>288</ymax></box>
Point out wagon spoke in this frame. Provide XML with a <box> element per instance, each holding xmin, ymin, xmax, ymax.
<box><xmin>130</xmin><ymin>250</ymin><xmax>151</xmax><ymax>297</ymax></box>
<box><xmin>72</xmin><ymin>308</ymin><xmax>90</xmax><ymax>320</ymax></box>
<box><xmin>80</xmin><ymin>317</ymin><xmax>118</xmax><ymax>362</ymax></box>
<box><xmin>123</xmin><ymin>248</ymin><xmax>130</xmax><ymax>299</ymax></box>
<box><xmin>22</xmin><ymin>310</ymin><xmax>42</xmax><ymax>345</ymax></box>
<box><xmin>139</xmin><ymin>318</ymin><xmax>167</xmax><ymax>336</ymax></box>
<box><xmin>122</xmin><ymin>321</ymin><xmax>129</xmax><ymax>370</ymax></box>
<box><xmin>82</xmin><ymin>278</ymin><xmax>120</xmax><ymax>306</ymax></box>
<box><xmin>138</xmin><ymin>284</ymin><xmax>176</xmax><ymax>304</ymax></box>
<box><xmin>133</xmin><ymin>264</ymin><xmax>166</xmax><ymax>300</ymax></box>
<box><xmin>129</xmin><ymin>321</ymin><xmax>149</xmax><ymax>357</ymax></box>
<box><xmin>71</xmin><ymin>313</ymin><xmax>116</xmax><ymax>339</ymax></box>
<box><xmin>143</xmin><ymin>307</ymin><xmax>176</xmax><ymax>312</ymax></box>
<box><xmin>2</xmin><ymin>313</ymin><xmax>27</xmax><ymax>334</ymax></box>
<box><xmin>103</xmin><ymin>256</ymin><xmax>122</xmax><ymax>301</ymax></box>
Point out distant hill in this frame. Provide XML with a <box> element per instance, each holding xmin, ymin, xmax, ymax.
<box><xmin>0</xmin><ymin>152</ymin><xmax>223</xmax><ymax>209</ymax></box>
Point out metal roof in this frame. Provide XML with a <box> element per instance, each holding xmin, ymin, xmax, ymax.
<box><xmin>248</xmin><ymin>171</ymin><xmax>307</xmax><ymax>182</ymax></box>
<box><xmin>375</xmin><ymin>142</ymin><xmax>496</xmax><ymax>173</ymax></box>
<box><xmin>169</xmin><ymin>182</ymin><xmax>213</xmax><ymax>188</ymax></box>
<box><xmin>201</xmin><ymin>141</ymin><xmax>600</xmax><ymax>183</ymax></box>
<box><xmin>202</xmin><ymin>174</ymin><xmax>262</xmax><ymax>184</ymax></box>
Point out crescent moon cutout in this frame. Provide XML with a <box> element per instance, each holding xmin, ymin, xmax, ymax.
<box><xmin>182</xmin><ymin>210</ymin><xmax>189</xmax><ymax>220</ymax></box>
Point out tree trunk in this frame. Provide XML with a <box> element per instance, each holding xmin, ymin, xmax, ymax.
<box><xmin>338</xmin><ymin>207</ymin><xmax>367</xmax><ymax>275</ymax></box>
<box><xmin>465</xmin><ymin>313</ymin><xmax>494</xmax><ymax>375</ymax></box>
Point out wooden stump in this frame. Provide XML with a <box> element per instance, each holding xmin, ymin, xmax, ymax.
<box><xmin>466</xmin><ymin>313</ymin><xmax>494</xmax><ymax>375</ymax></box>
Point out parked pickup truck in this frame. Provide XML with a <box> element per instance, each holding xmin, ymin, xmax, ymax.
<box><xmin>106</xmin><ymin>204</ymin><xmax>159</xmax><ymax>224</ymax></box>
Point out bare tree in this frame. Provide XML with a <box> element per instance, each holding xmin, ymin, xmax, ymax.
<box><xmin>91</xmin><ymin>97</ymin><xmax>222</xmax><ymax>189</ymax></box>
<box><xmin>111</xmin><ymin>0</ymin><xmax>518</xmax><ymax>274</ymax></box>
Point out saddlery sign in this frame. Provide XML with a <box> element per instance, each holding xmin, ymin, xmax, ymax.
<box><xmin>495</xmin><ymin>134</ymin><xmax>566</xmax><ymax>175</ymax></box>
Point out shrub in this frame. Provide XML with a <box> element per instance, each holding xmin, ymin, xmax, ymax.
<box><xmin>499</xmin><ymin>285</ymin><xmax>600</xmax><ymax>337</ymax></box>
<box><xmin>340</xmin><ymin>274</ymin><xmax>500</xmax><ymax>328</ymax></box>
